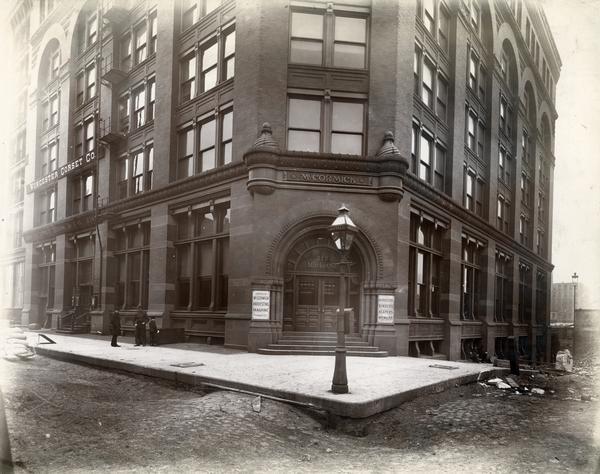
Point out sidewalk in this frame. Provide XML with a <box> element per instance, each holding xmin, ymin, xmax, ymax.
<box><xmin>24</xmin><ymin>332</ymin><xmax>504</xmax><ymax>418</ymax></box>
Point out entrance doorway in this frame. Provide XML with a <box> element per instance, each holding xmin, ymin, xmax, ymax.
<box><xmin>283</xmin><ymin>235</ymin><xmax>362</xmax><ymax>333</ymax></box>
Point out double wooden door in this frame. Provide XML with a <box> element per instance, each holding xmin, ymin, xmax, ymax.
<box><xmin>295</xmin><ymin>275</ymin><xmax>340</xmax><ymax>332</ymax></box>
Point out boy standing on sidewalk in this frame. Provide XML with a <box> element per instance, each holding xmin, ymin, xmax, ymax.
<box><xmin>110</xmin><ymin>310</ymin><xmax>121</xmax><ymax>347</ymax></box>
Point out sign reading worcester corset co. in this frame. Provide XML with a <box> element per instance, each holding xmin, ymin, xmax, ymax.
<box><xmin>26</xmin><ymin>151</ymin><xmax>96</xmax><ymax>194</ymax></box>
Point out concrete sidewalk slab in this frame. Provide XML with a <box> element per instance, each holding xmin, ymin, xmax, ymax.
<box><xmin>24</xmin><ymin>332</ymin><xmax>504</xmax><ymax>418</ymax></box>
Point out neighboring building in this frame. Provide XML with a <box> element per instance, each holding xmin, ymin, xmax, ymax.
<box><xmin>550</xmin><ymin>282</ymin><xmax>574</xmax><ymax>324</ymax></box>
<box><xmin>1</xmin><ymin>0</ymin><xmax>560</xmax><ymax>362</ymax></box>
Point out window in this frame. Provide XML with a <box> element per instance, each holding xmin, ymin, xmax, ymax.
<box><xmin>538</xmin><ymin>191</ymin><xmax>545</xmax><ymax>222</ymax></box>
<box><xmin>134</xmin><ymin>22</ymin><xmax>148</xmax><ymax>65</ymax></box>
<box><xmin>478</xmin><ymin>66</ymin><xmax>486</xmax><ymax>103</ymax></box>
<box><xmin>461</xmin><ymin>237</ymin><xmax>482</xmax><ymax>320</ymax></box>
<box><xmin>467</xmin><ymin>112</ymin><xmax>476</xmax><ymax>151</ymax></box>
<box><xmin>519</xmin><ymin>214</ymin><xmax>529</xmax><ymax>246</ymax></box>
<box><xmin>115</xmin><ymin>223</ymin><xmax>150</xmax><ymax>309</ymax></box>
<box><xmin>495</xmin><ymin>253</ymin><xmax>512</xmax><ymax>322</ymax></box>
<box><xmin>181</xmin><ymin>0</ymin><xmax>220</xmax><ymax>31</ymax></box>
<box><xmin>119</xmin><ymin>93</ymin><xmax>131</xmax><ymax>133</ymax></box>
<box><xmin>78</xmin><ymin>10</ymin><xmax>98</xmax><ymax>53</ymax></box>
<box><xmin>84</xmin><ymin>118</ymin><xmax>94</xmax><ymax>154</ymax></box>
<box><xmin>287</xmin><ymin>97</ymin><xmax>364</xmax><ymax>155</ymax></box>
<box><xmin>518</xmin><ymin>263</ymin><xmax>532</xmax><ymax>323</ymax></box>
<box><xmin>118</xmin><ymin>144</ymin><xmax>154</xmax><ymax>199</ymax></box>
<box><xmin>76</xmin><ymin>72</ymin><xmax>85</xmax><ymax>106</ymax></box>
<box><xmin>477</xmin><ymin>121</ymin><xmax>485</xmax><ymax>158</ymax></box>
<box><xmin>199</xmin><ymin>118</ymin><xmax>216</xmax><ymax>171</ymax></box>
<box><xmin>499</xmin><ymin>97</ymin><xmax>506</xmax><ymax>132</ymax></box>
<box><xmin>408</xmin><ymin>213</ymin><xmax>444</xmax><ymax>318</ymax></box>
<box><xmin>536</xmin><ymin>229</ymin><xmax>544</xmax><ymax>256</ymax></box>
<box><xmin>178</xmin><ymin>128</ymin><xmax>194</xmax><ymax>179</ymax></box>
<box><xmin>436</xmin><ymin>74</ymin><xmax>448</xmax><ymax>121</ymax></box>
<box><xmin>42</xmin><ymin>101</ymin><xmax>50</xmax><ymax>130</ymax></box>
<box><xmin>201</xmin><ymin>41</ymin><xmax>218</xmax><ymax>92</ymax></box>
<box><xmin>290</xmin><ymin>10</ymin><xmax>367</xmax><ymax>69</ymax></box>
<box><xmin>522</xmin><ymin>129</ymin><xmax>531</xmax><ymax>163</ymax></box>
<box><xmin>180</xmin><ymin>53</ymin><xmax>196</xmax><ymax>102</ymax></box>
<box><xmin>12</xmin><ymin>169</ymin><xmax>25</xmax><ymax>204</ymax></box>
<box><xmin>39</xmin><ymin>188</ymin><xmax>57</xmax><ymax>225</ymax></box>
<box><xmin>464</xmin><ymin>167</ymin><xmax>483</xmax><ymax>215</ymax></box>
<box><xmin>37</xmin><ymin>243</ymin><xmax>56</xmax><ymax>313</ymax></box>
<box><xmin>535</xmin><ymin>271</ymin><xmax>547</xmax><ymax>324</ymax></box>
<box><xmin>71</xmin><ymin>173</ymin><xmax>94</xmax><ymax>214</ymax></box>
<box><xmin>438</xmin><ymin>5</ymin><xmax>449</xmax><ymax>51</ymax></box>
<box><xmin>497</xmin><ymin>195</ymin><xmax>510</xmax><ymax>232</ymax></box>
<box><xmin>414</xmin><ymin>45</ymin><xmax>421</xmax><ymax>96</ymax></box>
<box><xmin>181</xmin><ymin>0</ymin><xmax>198</xmax><ymax>30</ymax></box>
<box><xmin>423</xmin><ymin>0</ymin><xmax>435</xmax><ymax>34</ymax></box>
<box><xmin>50</xmin><ymin>95</ymin><xmax>59</xmax><ymax>126</ymax></box>
<box><xmin>521</xmin><ymin>173</ymin><xmax>531</xmax><ymax>207</ymax></box>
<box><xmin>148</xmin><ymin>78</ymin><xmax>156</xmax><ymax>122</ymax></box>
<box><xmin>175</xmin><ymin>202</ymin><xmax>230</xmax><ymax>311</ymax></box>
<box><xmin>411</xmin><ymin>123</ymin><xmax>445</xmax><ymax>192</ymax></box>
<box><xmin>469</xmin><ymin>1</ymin><xmax>480</xmax><ymax>33</ymax></box>
<box><xmin>133</xmin><ymin>85</ymin><xmax>146</xmax><ymax>129</ymax></box>
<box><xmin>41</xmin><ymin>141</ymin><xmax>58</xmax><ymax>176</ymax></box>
<box><xmin>422</xmin><ymin>59</ymin><xmax>434</xmax><ymax>108</ymax></box>
<box><xmin>85</xmin><ymin>63</ymin><xmax>96</xmax><ymax>101</ymax></box>
<box><xmin>223</xmin><ymin>29</ymin><xmax>235</xmax><ymax>80</ymax></box>
<box><xmin>15</xmin><ymin>131</ymin><xmax>26</xmax><ymax>163</ymax></box>
<box><xmin>121</xmin><ymin>34</ymin><xmax>132</xmax><ymax>70</ymax></box>
<box><xmin>149</xmin><ymin>12</ymin><xmax>158</xmax><ymax>55</ymax></box>
<box><xmin>468</xmin><ymin>52</ymin><xmax>477</xmax><ymax>90</ymax></box>
<box><xmin>74</xmin><ymin>124</ymin><xmax>83</xmax><ymax>158</ymax></box>
<box><xmin>221</xmin><ymin>110</ymin><xmax>233</xmax><ymax>165</ymax></box>
<box><xmin>50</xmin><ymin>51</ymin><xmax>60</xmax><ymax>81</ymax></box>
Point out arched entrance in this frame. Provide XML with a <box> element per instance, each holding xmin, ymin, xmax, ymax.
<box><xmin>282</xmin><ymin>234</ymin><xmax>363</xmax><ymax>333</ymax></box>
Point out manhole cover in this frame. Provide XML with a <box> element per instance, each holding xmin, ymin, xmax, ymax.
<box><xmin>170</xmin><ymin>362</ymin><xmax>205</xmax><ymax>368</ymax></box>
<box><xmin>429</xmin><ymin>364</ymin><xmax>458</xmax><ymax>370</ymax></box>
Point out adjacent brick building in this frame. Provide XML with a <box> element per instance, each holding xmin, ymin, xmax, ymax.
<box><xmin>1</xmin><ymin>0</ymin><xmax>560</xmax><ymax>361</ymax></box>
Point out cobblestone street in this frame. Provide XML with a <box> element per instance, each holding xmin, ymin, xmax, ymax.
<box><xmin>1</xmin><ymin>355</ymin><xmax>599</xmax><ymax>473</ymax></box>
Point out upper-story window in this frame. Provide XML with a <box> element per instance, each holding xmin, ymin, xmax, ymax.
<box><xmin>49</xmin><ymin>50</ymin><xmax>60</xmax><ymax>81</ymax></box>
<box><xmin>77</xmin><ymin>9</ymin><xmax>98</xmax><ymax>55</ymax></box>
<box><xmin>75</xmin><ymin>117</ymin><xmax>95</xmax><ymax>159</ymax></box>
<box><xmin>118</xmin><ymin>144</ymin><xmax>154</xmax><ymax>199</ymax></box>
<box><xmin>42</xmin><ymin>94</ymin><xmax>60</xmax><ymax>130</ymax></box>
<box><xmin>499</xmin><ymin>95</ymin><xmax>513</xmax><ymax>139</ymax></box>
<box><xmin>464</xmin><ymin>166</ymin><xmax>484</xmax><ymax>216</ymax></box>
<box><xmin>179</xmin><ymin>26</ymin><xmax>235</xmax><ymax>104</ymax></box>
<box><xmin>289</xmin><ymin>10</ymin><xmax>368</xmax><ymax>69</ymax></box>
<box><xmin>498</xmin><ymin>146</ymin><xmax>512</xmax><ymax>186</ymax></box>
<box><xmin>177</xmin><ymin>108</ymin><xmax>233</xmax><ymax>179</ymax></box>
<box><xmin>417</xmin><ymin>0</ymin><xmax>450</xmax><ymax>52</ymax></box>
<box><xmin>120</xmin><ymin>11</ymin><xmax>158</xmax><ymax>71</ymax></box>
<box><xmin>497</xmin><ymin>194</ymin><xmax>511</xmax><ymax>233</ymax></box>
<box><xmin>181</xmin><ymin>0</ymin><xmax>220</xmax><ymax>31</ymax></box>
<box><xmin>134</xmin><ymin>22</ymin><xmax>148</xmax><ymax>64</ymax></box>
<box><xmin>287</xmin><ymin>96</ymin><xmax>365</xmax><ymax>155</ymax></box>
<box><xmin>411</xmin><ymin>121</ymin><xmax>445</xmax><ymax>192</ymax></box>
<box><xmin>465</xmin><ymin>108</ymin><xmax>485</xmax><ymax>159</ymax></box>
<box><xmin>39</xmin><ymin>188</ymin><xmax>56</xmax><ymax>225</ymax></box>
<box><xmin>118</xmin><ymin>78</ymin><xmax>156</xmax><ymax>133</ymax></box>
<box><xmin>414</xmin><ymin>45</ymin><xmax>447</xmax><ymax>123</ymax></box>
<box><xmin>41</xmin><ymin>141</ymin><xmax>58</xmax><ymax>176</ymax></box>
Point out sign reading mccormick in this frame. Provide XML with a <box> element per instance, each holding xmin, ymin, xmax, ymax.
<box><xmin>26</xmin><ymin>151</ymin><xmax>96</xmax><ymax>194</ymax></box>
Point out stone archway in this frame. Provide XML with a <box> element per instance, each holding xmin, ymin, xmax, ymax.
<box><xmin>282</xmin><ymin>232</ymin><xmax>364</xmax><ymax>334</ymax></box>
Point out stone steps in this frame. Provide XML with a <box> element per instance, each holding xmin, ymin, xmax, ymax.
<box><xmin>258</xmin><ymin>331</ymin><xmax>388</xmax><ymax>357</ymax></box>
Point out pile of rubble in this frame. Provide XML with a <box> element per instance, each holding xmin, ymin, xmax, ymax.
<box><xmin>482</xmin><ymin>374</ymin><xmax>551</xmax><ymax>397</ymax></box>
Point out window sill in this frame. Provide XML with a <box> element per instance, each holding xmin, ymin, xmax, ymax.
<box><xmin>178</xmin><ymin>77</ymin><xmax>234</xmax><ymax>109</ymax></box>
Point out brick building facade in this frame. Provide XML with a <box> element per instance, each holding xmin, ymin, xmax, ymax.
<box><xmin>1</xmin><ymin>0</ymin><xmax>560</xmax><ymax>361</ymax></box>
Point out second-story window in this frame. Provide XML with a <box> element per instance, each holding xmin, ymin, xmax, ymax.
<box><xmin>289</xmin><ymin>10</ymin><xmax>367</xmax><ymax>69</ymax></box>
<box><xmin>461</xmin><ymin>236</ymin><xmax>483</xmax><ymax>321</ymax></box>
<box><xmin>176</xmin><ymin>108</ymin><xmax>233</xmax><ymax>180</ymax></box>
<box><xmin>287</xmin><ymin>96</ymin><xmax>365</xmax><ymax>155</ymax></box>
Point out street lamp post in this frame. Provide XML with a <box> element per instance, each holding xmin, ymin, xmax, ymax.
<box><xmin>571</xmin><ymin>272</ymin><xmax>579</xmax><ymax>322</ymax></box>
<box><xmin>329</xmin><ymin>205</ymin><xmax>358</xmax><ymax>394</ymax></box>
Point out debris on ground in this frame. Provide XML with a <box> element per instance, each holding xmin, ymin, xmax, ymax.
<box><xmin>531</xmin><ymin>388</ymin><xmax>545</xmax><ymax>396</ymax></box>
<box><xmin>252</xmin><ymin>395</ymin><xmax>262</xmax><ymax>413</ymax></box>
<box><xmin>505</xmin><ymin>377</ymin><xmax>519</xmax><ymax>389</ymax></box>
<box><xmin>555</xmin><ymin>349</ymin><xmax>574</xmax><ymax>372</ymax></box>
<box><xmin>1</xmin><ymin>327</ymin><xmax>36</xmax><ymax>361</ymax></box>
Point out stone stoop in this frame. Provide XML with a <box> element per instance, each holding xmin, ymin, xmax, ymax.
<box><xmin>257</xmin><ymin>331</ymin><xmax>389</xmax><ymax>357</ymax></box>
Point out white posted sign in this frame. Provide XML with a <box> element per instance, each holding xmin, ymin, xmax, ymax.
<box><xmin>377</xmin><ymin>295</ymin><xmax>395</xmax><ymax>324</ymax></box>
<box><xmin>252</xmin><ymin>290</ymin><xmax>270</xmax><ymax>320</ymax></box>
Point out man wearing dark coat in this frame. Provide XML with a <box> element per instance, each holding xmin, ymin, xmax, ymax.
<box><xmin>110</xmin><ymin>310</ymin><xmax>121</xmax><ymax>347</ymax></box>
<box><xmin>134</xmin><ymin>305</ymin><xmax>148</xmax><ymax>346</ymax></box>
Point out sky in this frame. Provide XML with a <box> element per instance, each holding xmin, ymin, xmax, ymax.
<box><xmin>0</xmin><ymin>0</ymin><xmax>598</xmax><ymax>307</ymax></box>
<box><xmin>542</xmin><ymin>0</ymin><xmax>600</xmax><ymax>307</ymax></box>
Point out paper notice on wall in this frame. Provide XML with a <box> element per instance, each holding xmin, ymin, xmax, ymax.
<box><xmin>377</xmin><ymin>295</ymin><xmax>395</xmax><ymax>324</ymax></box>
<box><xmin>252</xmin><ymin>290</ymin><xmax>270</xmax><ymax>320</ymax></box>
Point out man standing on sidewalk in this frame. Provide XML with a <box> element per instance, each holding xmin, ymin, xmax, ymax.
<box><xmin>134</xmin><ymin>306</ymin><xmax>148</xmax><ymax>346</ymax></box>
<box><xmin>110</xmin><ymin>310</ymin><xmax>121</xmax><ymax>347</ymax></box>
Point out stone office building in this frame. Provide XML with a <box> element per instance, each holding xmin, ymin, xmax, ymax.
<box><xmin>1</xmin><ymin>0</ymin><xmax>560</xmax><ymax>361</ymax></box>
